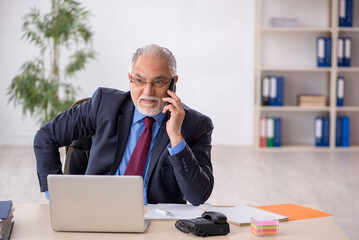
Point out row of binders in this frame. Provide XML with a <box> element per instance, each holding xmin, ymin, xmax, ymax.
<box><xmin>0</xmin><ymin>201</ymin><xmax>14</xmax><ymax>240</ymax></box>
<box><xmin>260</xmin><ymin>116</ymin><xmax>282</xmax><ymax>147</ymax></box>
<box><xmin>262</xmin><ymin>76</ymin><xmax>345</xmax><ymax>107</ymax></box>
<box><xmin>339</xmin><ymin>0</ymin><xmax>353</xmax><ymax>27</ymax></box>
<box><xmin>317</xmin><ymin>37</ymin><xmax>352</xmax><ymax>67</ymax></box>
<box><xmin>261</xmin><ymin>76</ymin><xmax>284</xmax><ymax>106</ymax></box>
<box><xmin>315</xmin><ymin>116</ymin><xmax>350</xmax><ymax>147</ymax></box>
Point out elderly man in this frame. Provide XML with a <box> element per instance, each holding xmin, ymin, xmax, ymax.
<box><xmin>34</xmin><ymin>44</ymin><xmax>214</xmax><ymax>205</ymax></box>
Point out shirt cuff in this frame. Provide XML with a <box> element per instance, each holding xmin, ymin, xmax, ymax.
<box><xmin>168</xmin><ymin>139</ymin><xmax>186</xmax><ymax>156</ymax></box>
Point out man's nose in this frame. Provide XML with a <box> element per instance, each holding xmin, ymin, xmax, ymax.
<box><xmin>142</xmin><ymin>82</ymin><xmax>155</xmax><ymax>95</ymax></box>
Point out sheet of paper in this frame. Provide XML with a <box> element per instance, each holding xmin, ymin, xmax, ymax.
<box><xmin>255</xmin><ymin>203</ymin><xmax>333</xmax><ymax>221</ymax></box>
<box><xmin>145</xmin><ymin>203</ymin><xmax>205</xmax><ymax>220</ymax></box>
<box><xmin>203</xmin><ymin>205</ymin><xmax>288</xmax><ymax>226</ymax></box>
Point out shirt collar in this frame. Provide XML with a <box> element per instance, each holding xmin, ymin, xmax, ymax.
<box><xmin>133</xmin><ymin>108</ymin><xmax>166</xmax><ymax>126</ymax></box>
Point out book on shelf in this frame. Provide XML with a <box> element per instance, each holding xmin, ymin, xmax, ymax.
<box><xmin>261</xmin><ymin>76</ymin><xmax>270</xmax><ymax>106</ymax></box>
<box><xmin>266</xmin><ymin>117</ymin><xmax>275</xmax><ymax>147</ymax></box>
<box><xmin>274</xmin><ymin>118</ymin><xmax>282</xmax><ymax>147</ymax></box>
<box><xmin>0</xmin><ymin>201</ymin><xmax>14</xmax><ymax>240</ymax></box>
<box><xmin>298</xmin><ymin>95</ymin><xmax>327</xmax><ymax>107</ymax></box>
<box><xmin>338</xmin><ymin>37</ymin><xmax>345</xmax><ymax>67</ymax></box>
<box><xmin>262</xmin><ymin>75</ymin><xmax>284</xmax><ymax>106</ymax></box>
<box><xmin>314</xmin><ymin>117</ymin><xmax>330</xmax><ymax>147</ymax></box>
<box><xmin>336</xmin><ymin>116</ymin><xmax>350</xmax><ymax>147</ymax></box>
<box><xmin>337</xmin><ymin>77</ymin><xmax>345</xmax><ymax>106</ymax></box>
<box><xmin>315</xmin><ymin>118</ymin><xmax>323</xmax><ymax>147</ymax></box>
<box><xmin>260</xmin><ymin>116</ymin><xmax>267</xmax><ymax>147</ymax></box>
<box><xmin>338</xmin><ymin>37</ymin><xmax>352</xmax><ymax>67</ymax></box>
<box><xmin>317</xmin><ymin>37</ymin><xmax>332</xmax><ymax>67</ymax></box>
<box><xmin>260</xmin><ymin>116</ymin><xmax>282</xmax><ymax>148</ymax></box>
<box><xmin>344</xmin><ymin>37</ymin><xmax>352</xmax><ymax>67</ymax></box>
<box><xmin>339</xmin><ymin>0</ymin><xmax>353</xmax><ymax>27</ymax></box>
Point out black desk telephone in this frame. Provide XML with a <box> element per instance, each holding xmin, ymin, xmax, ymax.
<box><xmin>175</xmin><ymin>211</ymin><xmax>230</xmax><ymax>237</ymax></box>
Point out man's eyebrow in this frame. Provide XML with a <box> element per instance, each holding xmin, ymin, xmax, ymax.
<box><xmin>151</xmin><ymin>75</ymin><xmax>168</xmax><ymax>81</ymax></box>
<box><xmin>134</xmin><ymin>73</ymin><xmax>145</xmax><ymax>79</ymax></box>
<box><xmin>133</xmin><ymin>73</ymin><xmax>168</xmax><ymax>81</ymax></box>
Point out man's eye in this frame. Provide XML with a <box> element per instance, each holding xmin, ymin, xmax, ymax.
<box><xmin>135</xmin><ymin>79</ymin><xmax>145</xmax><ymax>84</ymax></box>
<box><xmin>154</xmin><ymin>80</ymin><xmax>165</xmax><ymax>85</ymax></box>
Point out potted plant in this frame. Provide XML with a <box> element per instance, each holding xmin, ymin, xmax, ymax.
<box><xmin>8</xmin><ymin>0</ymin><xmax>96</xmax><ymax>125</ymax></box>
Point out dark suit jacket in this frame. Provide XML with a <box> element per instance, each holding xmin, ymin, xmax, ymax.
<box><xmin>34</xmin><ymin>87</ymin><xmax>214</xmax><ymax>205</ymax></box>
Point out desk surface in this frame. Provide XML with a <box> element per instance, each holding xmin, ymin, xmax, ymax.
<box><xmin>11</xmin><ymin>204</ymin><xmax>349</xmax><ymax>240</ymax></box>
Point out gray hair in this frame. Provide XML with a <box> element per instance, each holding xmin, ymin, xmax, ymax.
<box><xmin>129</xmin><ymin>44</ymin><xmax>177</xmax><ymax>76</ymax></box>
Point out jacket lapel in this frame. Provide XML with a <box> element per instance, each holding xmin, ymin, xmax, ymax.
<box><xmin>147</xmin><ymin>115</ymin><xmax>170</xmax><ymax>181</ymax></box>
<box><xmin>110</xmin><ymin>97</ymin><xmax>134</xmax><ymax>174</ymax></box>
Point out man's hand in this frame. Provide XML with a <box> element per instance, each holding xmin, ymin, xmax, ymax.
<box><xmin>162</xmin><ymin>90</ymin><xmax>185</xmax><ymax>147</ymax></box>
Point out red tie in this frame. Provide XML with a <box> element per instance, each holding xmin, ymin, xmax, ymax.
<box><xmin>124</xmin><ymin>117</ymin><xmax>155</xmax><ymax>176</ymax></box>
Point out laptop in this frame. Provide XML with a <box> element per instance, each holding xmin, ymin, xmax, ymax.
<box><xmin>47</xmin><ymin>175</ymin><xmax>149</xmax><ymax>232</ymax></box>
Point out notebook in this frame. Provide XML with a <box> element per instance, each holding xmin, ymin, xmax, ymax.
<box><xmin>47</xmin><ymin>175</ymin><xmax>148</xmax><ymax>232</ymax></box>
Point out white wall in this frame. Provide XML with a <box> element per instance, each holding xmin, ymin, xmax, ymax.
<box><xmin>0</xmin><ymin>0</ymin><xmax>255</xmax><ymax>146</ymax></box>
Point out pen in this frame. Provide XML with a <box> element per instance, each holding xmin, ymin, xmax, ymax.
<box><xmin>155</xmin><ymin>208</ymin><xmax>174</xmax><ymax>217</ymax></box>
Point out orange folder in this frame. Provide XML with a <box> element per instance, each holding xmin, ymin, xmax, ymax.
<box><xmin>254</xmin><ymin>203</ymin><xmax>333</xmax><ymax>221</ymax></box>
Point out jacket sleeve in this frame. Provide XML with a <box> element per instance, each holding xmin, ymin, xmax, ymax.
<box><xmin>33</xmin><ymin>88</ymin><xmax>103</xmax><ymax>192</ymax></box>
<box><xmin>168</xmin><ymin>116</ymin><xmax>214</xmax><ymax>206</ymax></box>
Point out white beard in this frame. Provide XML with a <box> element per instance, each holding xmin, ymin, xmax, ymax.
<box><xmin>133</xmin><ymin>95</ymin><xmax>166</xmax><ymax>117</ymax></box>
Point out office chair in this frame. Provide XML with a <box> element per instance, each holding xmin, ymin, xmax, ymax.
<box><xmin>63</xmin><ymin>98</ymin><xmax>92</xmax><ymax>174</ymax></box>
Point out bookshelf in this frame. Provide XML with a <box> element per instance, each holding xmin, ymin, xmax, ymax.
<box><xmin>255</xmin><ymin>0</ymin><xmax>359</xmax><ymax>150</ymax></box>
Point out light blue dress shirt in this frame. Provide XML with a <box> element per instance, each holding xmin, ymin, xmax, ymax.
<box><xmin>45</xmin><ymin>108</ymin><xmax>186</xmax><ymax>201</ymax></box>
<box><xmin>115</xmin><ymin>108</ymin><xmax>185</xmax><ymax>204</ymax></box>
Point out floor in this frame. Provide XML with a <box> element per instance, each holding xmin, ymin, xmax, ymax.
<box><xmin>0</xmin><ymin>146</ymin><xmax>357</xmax><ymax>239</ymax></box>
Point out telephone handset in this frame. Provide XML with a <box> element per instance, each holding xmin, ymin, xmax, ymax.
<box><xmin>169</xmin><ymin>77</ymin><xmax>176</xmax><ymax>92</ymax></box>
<box><xmin>165</xmin><ymin>78</ymin><xmax>176</xmax><ymax>109</ymax></box>
<box><xmin>175</xmin><ymin>211</ymin><xmax>230</xmax><ymax>237</ymax></box>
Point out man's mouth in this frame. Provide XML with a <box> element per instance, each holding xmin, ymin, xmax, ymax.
<box><xmin>140</xmin><ymin>98</ymin><xmax>158</xmax><ymax>107</ymax></box>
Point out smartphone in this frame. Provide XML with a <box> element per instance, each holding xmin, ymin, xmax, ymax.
<box><xmin>169</xmin><ymin>77</ymin><xmax>176</xmax><ymax>92</ymax></box>
<box><xmin>165</xmin><ymin>78</ymin><xmax>176</xmax><ymax>108</ymax></box>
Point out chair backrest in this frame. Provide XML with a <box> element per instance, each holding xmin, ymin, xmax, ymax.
<box><xmin>63</xmin><ymin>98</ymin><xmax>92</xmax><ymax>174</ymax></box>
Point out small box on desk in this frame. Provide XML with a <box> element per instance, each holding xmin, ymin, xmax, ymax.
<box><xmin>251</xmin><ymin>216</ymin><xmax>279</xmax><ymax>237</ymax></box>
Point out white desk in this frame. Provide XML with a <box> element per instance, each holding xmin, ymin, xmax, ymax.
<box><xmin>11</xmin><ymin>204</ymin><xmax>349</xmax><ymax>240</ymax></box>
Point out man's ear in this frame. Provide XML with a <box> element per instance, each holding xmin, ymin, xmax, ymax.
<box><xmin>128</xmin><ymin>73</ymin><xmax>131</xmax><ymax>82</ymax></box>
<box><xmin>174</xmin><ymin>75</ymin><xmax>178</xmax><ymax>83</ymax></box>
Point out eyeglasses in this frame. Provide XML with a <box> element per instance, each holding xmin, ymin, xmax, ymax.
<box><xmin>130</xmin><ymin>76</ymin><xmax>172</xmax><ymax>88</ymax></box>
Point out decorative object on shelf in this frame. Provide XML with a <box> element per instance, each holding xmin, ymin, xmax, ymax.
<box><xmin>7</xmin><ymin>0</ymin><xmax>96</xmax><ymax>125</ymax></box>
<box><xmin>268</xmin><ymin>17</ymin><xmax>298</xmax><ymax>28</ymax></box>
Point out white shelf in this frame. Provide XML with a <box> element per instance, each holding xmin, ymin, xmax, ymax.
<box><xmin>258</xmin><ymin>145</ymin><xmax>359</xmax><ymax>151</ymax></box>
<box><xmin>336</xmin><ymin>106</ymin><xmax>359</xmax><ymax>112</ymax></box>
<box><xmin>338</xmin><ymin>27</ymin><xmax>359</xmax><ymax>32</ymax></box>
<box><xmin>260</xmin><ymin>66</ymin><xmax>331</xmax><ymax>72</ymax></box>
<box><xmin>260</xmin><ymin>106</ymin><xmax>331</xmax><ymax>112</ymax></box>
<box><xmin>337</xmin><ymin>67</ymin><xmax>359</xmax><ymax>72</ymax></box>
<box><xmin>255</xmin><ymin>0</ymin><xmax>359</xmax><ymax>150</ymax></box>
<box><xmin>261</xmin><ymin>27</ymin><xmax>332</xmax><ymax>32</ymax></box>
